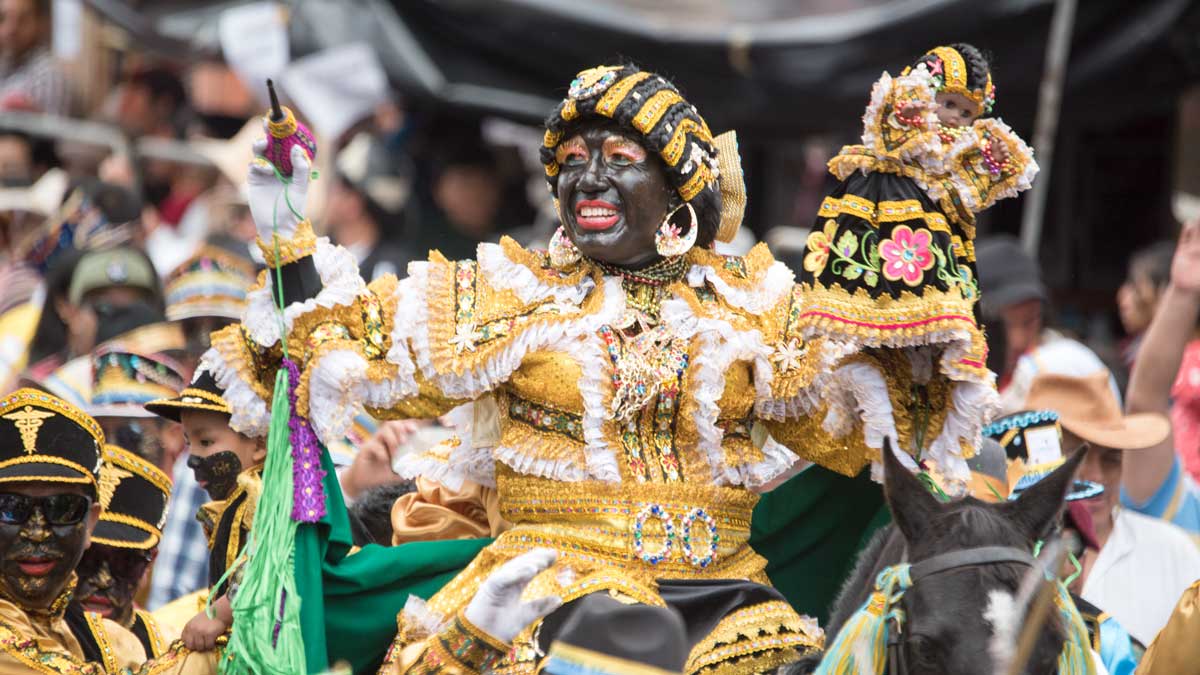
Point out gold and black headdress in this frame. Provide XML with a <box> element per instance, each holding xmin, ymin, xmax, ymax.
<box><xmin>0</xmin><ymin>389</ymin><xmax>104</xmax><ymax>493</ymax></box>
<box><xmin>93</xmin><ymin>444</ymin><xmax>171</xmax><ymax>549</ymax></box>
<box><xmin>541</xmin><ymin>64</ymin><xmax>746</xmax><ymax>244</ymax></box>
<box><xmin>906</xmin><ymin>45</ymin><xmax>996</xmax><ymax>114</ymax></box>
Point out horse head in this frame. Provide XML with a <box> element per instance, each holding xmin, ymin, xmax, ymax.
<box><xmin>880</xmin><ymin>438</ymin><xmax>1085</xmax><ymax>674</ymax></box>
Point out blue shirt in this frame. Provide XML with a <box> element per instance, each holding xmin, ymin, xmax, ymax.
<box><xmin>1121</xmin><ymin>456</ymin><xmax>1200</xmax><ymax>540</ymax></box>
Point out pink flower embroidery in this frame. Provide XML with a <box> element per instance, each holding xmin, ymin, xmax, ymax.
<box><xmin>879</xmin><ymin>225</ymin><xmax>935</xmax><ymax>286</ymax></box>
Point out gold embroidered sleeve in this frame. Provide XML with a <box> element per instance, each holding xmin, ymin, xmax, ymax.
<box><xmin>378</xmin><ymin>613</ymin><xmax>509</xmax><ymax>675</ymax></box>
<box><xmin>955</xmin><ymin>117</ymin><xmax>1038</xmax><ymax>213</ymax></box>
<box><xmin>122</xmin><ymin>641</ymin><xmax>221</xmax><ymax>674</ymax></box>
<box><xmin>760</xmin><ymin>350</ymin><xmax>958</xmax><ymax>477</ymax></box>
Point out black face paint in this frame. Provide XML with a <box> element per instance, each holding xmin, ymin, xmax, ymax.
<box><xmin>188</xmin><ymin>451</ymin><xmax>243</xmax><ymax>500</ymax></box>
<box><xmin>73</xmin><ymin>544</ymin><xmax>150</xmax><ymax>627</ymax></box>
<box><xmin>556</xmin><ymin>124</ymin><xmax>673</xmax><ymax>269</ymax></box>
<box><xmin>0</xmin><ymin>501</ymin><xmax>90</xmax><ymax>611</ymax></box>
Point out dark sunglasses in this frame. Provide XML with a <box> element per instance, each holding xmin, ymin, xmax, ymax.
<box><xmin>77</xmin><ymin>547</ymin><xmax>154</xmax><ymax>580</ymax></box>
<box><xmin>0</xmin><ymin>493</ymin><xmax>92</xmax><ymax>526</ymax></box>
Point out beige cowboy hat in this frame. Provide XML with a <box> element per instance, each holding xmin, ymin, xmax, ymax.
<box><xmin>1025</xmin><ymin>370</ymin><xmax>1169</xmax><ymax>450</ymax></box>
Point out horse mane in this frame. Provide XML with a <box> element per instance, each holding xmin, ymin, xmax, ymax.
<box><xmin>823</xmin><ymin>525</ymin><xmax>904</xmax><ymax>639</ymax></box>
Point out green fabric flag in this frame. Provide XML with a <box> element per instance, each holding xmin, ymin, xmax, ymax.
<box><xmin>293</xmin><ymin>446</ymin><xmax>492</xmax><ymax>674</ymax></box>
<box><xmin>750</xmin><ymin>466</ymin><xmax>891</xmax><ymax>624</ymax></box>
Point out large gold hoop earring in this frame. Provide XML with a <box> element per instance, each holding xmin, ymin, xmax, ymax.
<box><xmin>654</xmin><ymin>202</ymin><xmax>698</xmax><ymax>258</ymax></box>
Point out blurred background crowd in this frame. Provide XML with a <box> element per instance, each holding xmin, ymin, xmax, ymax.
<box><xmin>3</xmin><ymin>0</ymin><xmax>1200</xmax><ymax>629</ymax></box>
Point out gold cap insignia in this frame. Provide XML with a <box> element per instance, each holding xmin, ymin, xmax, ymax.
<box><xmin>97</xmin><ymin>462</ymin><xmax>133</xmax><ymax>510</ymax></box>
<box><xmin>3</xmin><ymin>406</ymin><xmax>56</xmax><ymax>454</ymax></box>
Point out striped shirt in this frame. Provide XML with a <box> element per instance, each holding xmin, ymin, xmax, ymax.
<box><xmin>0</xmin><ymin>46</ymin><xmax>71</xmax><ymax>115</ymax></box>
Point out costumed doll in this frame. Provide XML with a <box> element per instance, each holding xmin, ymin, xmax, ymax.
<box><xmin>205</xmin><ymin>61</ymin><xmax>1015</xmax><ymax>674</ymax></box>
<box><xmin>798</xmin><ymin>44</ymin><xmax>1036</xmax><ymax>486</ymax></box>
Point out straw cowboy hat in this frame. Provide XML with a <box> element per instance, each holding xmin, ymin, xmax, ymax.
<box><xmin>1025</xmin><ymin>370</ymin><xmax>1169</xmax><ymax>450</ymax></box>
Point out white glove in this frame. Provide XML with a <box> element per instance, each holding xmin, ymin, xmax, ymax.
<box><xmin>464</xmin><ymin>548</ymin><xmax>562</xmax><ymax>644</ymax></box>
<box><xmin>248</xmin><ymin>132</ymin><xmax>312</xmax><ymax>242</ymax></box>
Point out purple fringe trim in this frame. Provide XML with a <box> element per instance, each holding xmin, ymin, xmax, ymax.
<box><xmin>283</xmin><ymin>358</ymin><xmax>327</xmax><ymax>522</ymax></box>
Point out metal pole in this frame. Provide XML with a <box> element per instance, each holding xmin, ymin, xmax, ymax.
<box><xmin>1020</xmin><ymin>0</ymin><xmax>1078</xmax><ymax>256</ymax></box>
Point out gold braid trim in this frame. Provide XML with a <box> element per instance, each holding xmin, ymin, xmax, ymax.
<box><xmin>256</xmin><ymin>219</ymin><xmax>317</xmax><ymax>268</ymax></box>
<box><xmin>127</xmin><ymin>640</ymin><xmax>204</xmax><ymax>675</ymax></box>
<box><xmin>826</xmin><ymin>151</ymin><xmax>977</xmax><ymax>231</ymax></box>
<box><xmin>686</xmin><ymin>243</ymin><xmax>777</xmax><ymax>290</ymax></box>
<box><xmin>685</xmin><ymin>601</ymin><xmax>821</xmax><ymax>675</ymax></box>
<box><xmin>499</xmin><ymin>236</ymin><xmax>593</xmax><ymax>289</ymax></box>
<box><xmin>0</xmin><ymin>617</ymin><xmax>102</xmax><ymax>674</ymax></box>
<box><xmin>103</xmin><ymin>445</ymin><xmax>172</xmax><ymax>495</ymax></box>
<box><xmin>83</xmin><ymin>612</ymin><xmax>118</xmax><ymax>674</ymax></box>
<box><xmin>91</xmin><ymin>513</ymin><xmax>160</xmax><ymax>550</ymax></box>
<box><xmin>0</xmin><ymin>456</ymin><xmax>96</xmax><ymax>487</ymax></box>
<box><xmin>134</xmin><ymin>611</ymin><xmax>168</xmax><ymax>658</ymax></box>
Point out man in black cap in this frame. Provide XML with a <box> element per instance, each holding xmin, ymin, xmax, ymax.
<box><xmin>975</xmin><ymin>234</ymin><xmax>1113</xmax><ymax>413</ymax></box>
<box><xmin>0</xmin><ymin>388</ymin><xmax>148</xmax><ymax>668</ymax></box>
<box><xmin>71</xmin><ymin>444</ymin><xmax>177</xmax><ymax>658</ymax></box>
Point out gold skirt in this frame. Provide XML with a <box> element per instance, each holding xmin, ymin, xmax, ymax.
<box><xmin>392</xmin><ymin>472</ymin><xmax>823</xmax><ymax>674</ymax></box>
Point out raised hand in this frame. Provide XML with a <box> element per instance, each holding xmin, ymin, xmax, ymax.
<box><xmin>463</xmin><ymin>548</ymin><xmax>562</xmax><ymax>644</ymax></box>
<box><xmin>248</xmin><ymin>129</ymin><xmax>312</xmax><ymax>243</ymax></box>
<box><xmin>1171</xmin><ymin>222</ymin><xmax>1200</xmax><ymax>295</ymax></box>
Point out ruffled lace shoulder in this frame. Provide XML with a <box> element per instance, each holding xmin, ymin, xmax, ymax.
<box><xmin>398</xmin><ymin>242</ymin><xmax>615</xmax><ymax>402</ymax></box>
<box><xmin>829</xmin><ymin>66</ymin><xmax>943</xmax><ymax>183</ymax></box>
<box><xmin>685</xmin><ymin>243</ymin><xmax>794</xmax><ymax>315</ymax></box>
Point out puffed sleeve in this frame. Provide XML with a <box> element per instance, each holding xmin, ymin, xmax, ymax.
<box><xmin>950</xmin><ymin>117</ymin><xmax>1038</xmax><ymax>214</ymax></box>
<box><xmin>1139</xmin><ymin>580</ymin><xmax>1200</xmax><ymax>674</ymax></box>
<box><xmin>377</xmin><ymin>612</ymin><xmax>509</xmax><ymax>675</ymax></box>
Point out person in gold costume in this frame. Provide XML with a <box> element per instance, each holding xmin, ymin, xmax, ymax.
<box><xmin>206</xmin><ymin>57</ymin><xmax>1034</xmax><ymax>673</ymax></box>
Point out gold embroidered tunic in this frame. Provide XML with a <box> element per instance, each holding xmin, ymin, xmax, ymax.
<box><xmin>0</xmin><ymin>591</ymin><xmax>144</xmax><ymax>674</ymax></box>
<box><xmin>205</xmin><ymin>214</ymin><xmax>1004</xmax><ymax>671</ymax></box>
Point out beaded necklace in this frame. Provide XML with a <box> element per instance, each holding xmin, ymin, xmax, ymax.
<box><xmin>591</xmin><ymin>255</ymin><xmax>688</xmax><ymax>330</ymax></box>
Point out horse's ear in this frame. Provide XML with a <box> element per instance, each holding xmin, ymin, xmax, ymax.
<box><xmin>1003</xmin><ymin>445</ymin><xmax>1087</xmax><ymax>543</ymax></box>
<box><xmin>882</xmin><ymin>437</ymin><xmax>937</xmax><ymax>542</ymax></box>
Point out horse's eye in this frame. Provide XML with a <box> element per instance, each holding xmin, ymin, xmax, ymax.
<box><xmin>906</xmin><ymin>635</ymin><xmax>941</xmax><ymax>668</ymax></box>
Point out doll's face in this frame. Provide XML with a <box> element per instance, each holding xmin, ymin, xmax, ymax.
<box><xmin>555</xmin><ymin>123</ymin><xmax>673</xmax><ymax>269</ymax></box>
<box><xmin>935</xmin><ymin>92</ymin><xmax>982</xmax><ymax>128</ymax></box>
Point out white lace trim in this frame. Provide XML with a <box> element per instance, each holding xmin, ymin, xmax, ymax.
<box><xmin>199</xmin><ymin>348</ymin><xmax>269</xmax><ymax>438</ymax></box>
<box><xmin>753</xmin><ymin>339</ymin><xmax>859</xmax><ymax>421</ymax></box>
<box><xmin>305</xmin><ymin>349</ymin><xmax>419</xmax><ymax>446</ymax></box>
<box><xmin>661</xmin><ymin>298</ymin><xmax>792</xmax><ymax>487</ymax></box>
<box><xmin>400</xmin><ymin>595</ymin><xmax>448</xmax><ymax>640</ymax></box>
<box><xmin>402</xmin><ymin>264</ymin><xmax>623</xmax><ymax>402</ymax></box>
<box><xmin>476</xmin><ymin>242</ymin><xmax>594</xmax><ymax>305</ymax></box>
<box><xmin>565</xmin><ymin>334</ymin><xmax>621</xmax><ymax>482</ymax></box>
<box><xmin>494</xmin><ymin>444</ymin><xmax>586</xmax><ymax>483</ymax></box>
<box><xmin>391</xmin><ymin>441</ymin><xmax>496</xmax><ymax>492</ymax></box>
<box><xmin>859</xmin><ymin>67</ymin><xmax>942</xmax><ymax>167</ymax></box>
<box><xmin>242</xmin><ymin>238</ymin><xmax>366</xmax><ymax>348</ymax></box>
<box><xmin>926</xmin><ymin>380</ymin><xmax>1000</xmax><ymax>485</ymax></box>
<box><xmin>685</xmin><ymin>261</ymin><xmax>794</xmax><ymax>314</ymax></box>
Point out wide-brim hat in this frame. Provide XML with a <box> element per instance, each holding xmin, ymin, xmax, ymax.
<box><xmin>92</xmin><ymin>444</ymin><xmax>171</xmax><ymax>549</ymax></box>
<box><xmin>40</xmin><ymin>355</ymin><xmax>93</xmax><ymax>411</ymax></box>
<box><xmin>0</xmin><ymin>389</ymin><xmax>103</xmax><ymax>492</ymax></box>
<box><xmin>542</xmin><ymin>594</ymin><xmax>687</xmax><ymax>675</ymax></box>
<box><xmin>90</xmin><ymin>347</ymin><xmax>186</xmax><ymax>419</ymax></box>
<box><xmin>982</xmin><ymin>410</ymin><xmax>1104</xmax><ymax>501</ymax></box>
<box><xmin>1025</xmin><ymin>371</ymin><xmax>1170</xmax><ymax>451</ymax></box>
<box><xmin>164</xmin><ymin>244</ymin><xmax>255</xmax><ymax>322</ymax></box>
<box><xmin>144</xmin><ymin>368</ymin><xmax>230</xmax><ymax>423</ymax></box>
